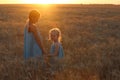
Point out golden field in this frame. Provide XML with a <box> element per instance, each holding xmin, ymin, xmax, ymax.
<box><xmin>0</xmin><ymin>4</ymin><xmax>120</xmax><ymax>80</ymax></box>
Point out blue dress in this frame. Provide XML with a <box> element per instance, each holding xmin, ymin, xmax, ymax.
<box><xmin>49</xmin><ymin>42</ymin><xmax>64</xmax><ymax>71</ymax></box>
<box><xmin>50</xmin><ymin>42</ymin><xmax>64</xmax><ymax>59</ymax></box>
<box><xmin>24</xmin><ymin>22</ymin><xmax>42</xmax><ymax>60</ymax></box>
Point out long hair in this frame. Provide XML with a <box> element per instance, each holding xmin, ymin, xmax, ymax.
<box><xmin>49</xmin><ymin>28</ymin><xmax>62</xmax><ymax>42</ymax></box>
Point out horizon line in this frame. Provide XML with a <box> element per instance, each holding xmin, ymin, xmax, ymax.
<box><xmin>0</xmin><ymin>3</ymin><xmax>120</xmax><ymax>5</ymax></box>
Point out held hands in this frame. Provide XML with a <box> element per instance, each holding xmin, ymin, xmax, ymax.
<box><xmin>43</xmin><ymin>54</ymin><xmax>51</xmax><ymax>63</ymax></box>
<box><xmin>43</xmin><ymin>54</ymin><xmax>51</xmax><ymax>68</ymax></box>
<box><xmin>42</xmin><ymin>50</ymin><xmax>47</xmax><ymax>55</ymax></box>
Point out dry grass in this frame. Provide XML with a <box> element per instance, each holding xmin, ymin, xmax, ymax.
<box><xmin>0</xmin><ymin>4</ymin><xmax>120</xmax><ymax>80</ymax></box>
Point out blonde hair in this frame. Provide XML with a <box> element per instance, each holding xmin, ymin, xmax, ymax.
<box><xmin>49</xmin><ymin>28</ymin><xmax>62</xmax><ymax>42</ymax></box>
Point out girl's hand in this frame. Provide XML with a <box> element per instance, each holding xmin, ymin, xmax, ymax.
<box><xmin>42</xmin><ymin>50</ymin><xmax>47</xmax><ymax>55</ymax></box>
<box><xmin>44</xmin><ymin>55</ymin><xmax>50</xmax><ymax>66</ymax></box>
<box><xmin>46</xmin><ymin>54</ymin><xmax>53</xmax><ymax>57</ymax></box>
<box><xmin>44</xmin><ymin>54</ymin><xmax>52</xmax><ymax>68</ymax></box>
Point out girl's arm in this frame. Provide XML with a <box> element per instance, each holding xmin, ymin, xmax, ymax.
<box><xmin>48</xmin><ymin>43</ymin><xmax>59</xmax><ymax>57</ymax></box>
<box><xmin>29</xmin><ymin>25</ymin><xmax>46</xmax><ymax>54</ymax></box>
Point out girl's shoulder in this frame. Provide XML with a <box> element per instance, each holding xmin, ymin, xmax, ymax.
<box><xmin>29</xmin><ymin>24</ymin><xmax>38</xmax><ymax>33</ymax></box>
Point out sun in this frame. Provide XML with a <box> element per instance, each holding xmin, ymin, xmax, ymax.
<box><xmin>22</xmin><ymin>0</ymin><xmax>70</xmax><ymax>4</ymax></box>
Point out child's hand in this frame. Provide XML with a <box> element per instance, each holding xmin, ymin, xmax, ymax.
<box><xmin>46</xmin><ymin>54</ymin><xmax>53</xmax><ymax>57</ymax></box>
<box><xmin>43</xmin><ymin>54</ymin><xmax>52</xmax><ymax>68</ymax></box>
<box><xmin>44</xmin><ymin>55</ymin><xmax>48</xmax><ymax>59</ymax></box>
<box><xmin>44</xmin><ymin>54</ymin><xmax>49</xmax><ymax>61</ymax></box>
<box><xmin>43</xmin><ymin>50</ymin><xmax>47</xmax><ymax>55</ymax></box>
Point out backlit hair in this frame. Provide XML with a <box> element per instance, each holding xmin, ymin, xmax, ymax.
<box><xmin>29</xmin><ymin>10</ymin><xmax>40</xmax><ymax>23</ymax></box>
<box><xmin>49</xmin><ymin>28</ymin><xmax>62</xmax><ymax>42</ymax></box>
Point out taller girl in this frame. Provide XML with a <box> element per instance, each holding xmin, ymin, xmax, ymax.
<box><xmin>24</xmin><ymin>10</ymin><xmax>46</xmax><ymax>60</ymax></box>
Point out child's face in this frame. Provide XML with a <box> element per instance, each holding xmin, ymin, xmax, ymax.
<box><xmin>51</xmin><ymin>33</ymin><xmax>58</xmax><ymax>42</ymax></box>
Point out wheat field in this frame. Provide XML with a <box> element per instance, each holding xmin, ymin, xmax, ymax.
<box><xmin>0</xmin><ymin>4</ymin><xmax>120</xmax><ymax>80</ymax></box>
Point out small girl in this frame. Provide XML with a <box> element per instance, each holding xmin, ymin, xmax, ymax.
<box><xmin>46</xmin><ymin>28</ymin><xmax>64</xmax><ymax>74</ymax></box>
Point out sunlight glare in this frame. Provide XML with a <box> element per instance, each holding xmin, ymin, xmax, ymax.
<box><xmin>22</xmin><ymin>0</ymin><xmax>71</xmax><ymax>4</ymax></box>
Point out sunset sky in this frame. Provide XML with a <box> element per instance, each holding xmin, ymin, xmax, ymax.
<box><xmin>0</xmin><ymin>0</ymin><xmax>120</xmax><ymax>4</ymax></box>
